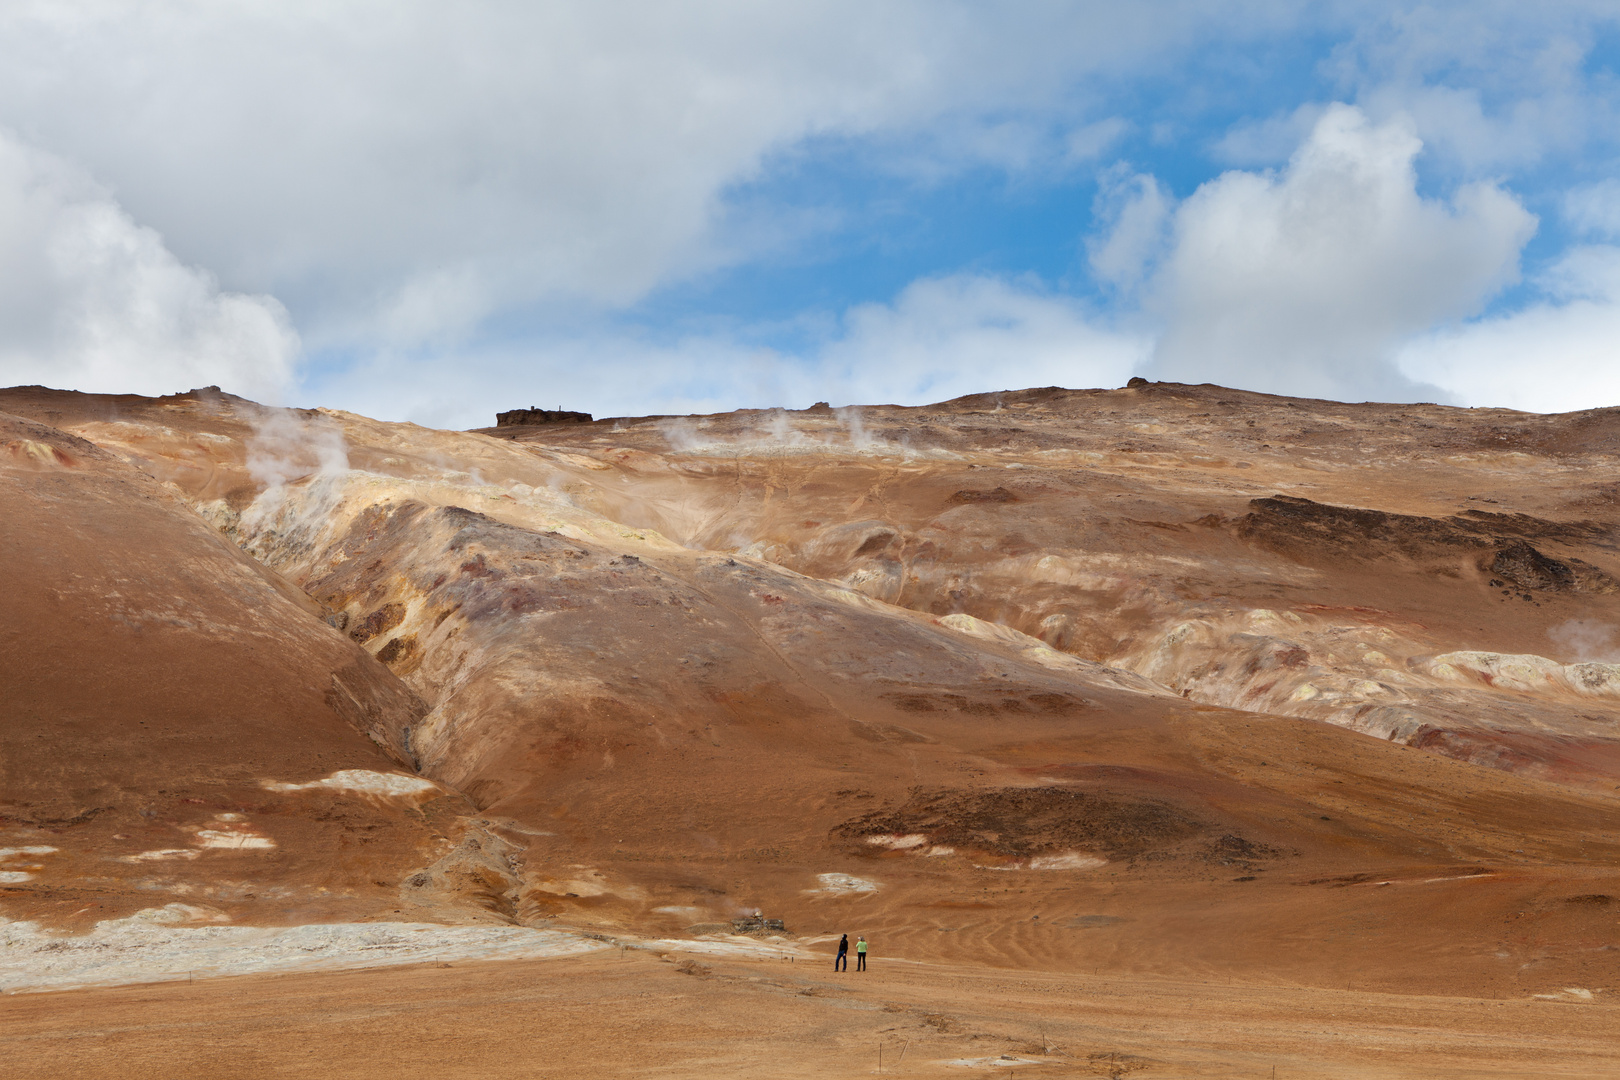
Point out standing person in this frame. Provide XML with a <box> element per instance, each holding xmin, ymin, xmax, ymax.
<box><xmin>856</xmin><ymin>935</ymin><xmax>868</xmax><ymax>971</ymax></box>
<box><xmin>835</xmin><ymin>934</ymin><xmax>849</xmax><ymax>971</ymax></box>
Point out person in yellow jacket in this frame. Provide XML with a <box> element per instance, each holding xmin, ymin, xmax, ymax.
<box><xmin>855</xmin><ymin>935</ymin><xmax>868</xmax><ymax>971</ymax></box>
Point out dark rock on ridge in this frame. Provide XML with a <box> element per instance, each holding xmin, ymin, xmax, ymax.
<box><xmin>495</xmin><ymin>407</ymin><xmax>592</xmax><ymax>426</ymax></box>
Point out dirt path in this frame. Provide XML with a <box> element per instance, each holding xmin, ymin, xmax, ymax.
<box><xmin>4</xmin><ymin>949</ymin><xmax>1614</xmax><ymax>1078</ymax></box>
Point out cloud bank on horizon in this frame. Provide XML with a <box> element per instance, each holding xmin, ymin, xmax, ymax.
<box><xmin>0</xmin><ymin>1</ymin><xmax>1616</xmax><ymax>426</ymax></box>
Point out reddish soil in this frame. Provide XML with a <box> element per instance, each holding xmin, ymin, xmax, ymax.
<box><xmin>5</xmin><ymin>950</ymin><xmax>1617</xmax><ymax>1078</ymax></box>
<box><xmin>5</xmin><ymin>382</ymin><xmax>1620</xmax><ymax>1075</ymax></box>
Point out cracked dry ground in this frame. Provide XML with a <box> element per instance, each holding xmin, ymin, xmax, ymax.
<box><xmin>5</xmin><ymin>380</ymin><xmax>1620</xmax><ymax>1077</ymax></box>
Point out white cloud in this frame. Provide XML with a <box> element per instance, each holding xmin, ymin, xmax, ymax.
<box><xmin>1358</xmin><ymin>82</ymin><xmax>1585</xmax><ymax>174</ymax></box>
<box><xmin>1212</xmin><ymin>104</ymin><xmax>1331</xmax><ymax>167</ymax></box>
<box><xmin>311</xmin><ymin>275</ymin><xmax>1146</xmax><ymax>429</ymax></box>
<box><xmin>1144</xmin><ymin>104</ymin><xmax>1535</xmax><ymax>402</ymax></box>
<box><xmin>1065</xmin><ymin>118</ymin><xmax>1130</xmax><ymax>165</ymax></box>
<box><xmin>1328</xmin><ymin>3</ymin><xmax>1619</xmax><ymax>175</ymax></box>
<box><xmin>0</xmin><ymin>130</ymin><xmax>297</xmax><ymax>400</ymax></box>
<box><xmin>0</xmin><ymin>1</ymin><xmax>1293</xmax><ymax>352</ymax></box>
<box><xmin>820</xmin><ymin>276</ymin><xmax>1147</xmax><ymax>405</ymax></box>
<box><xmin>0</xmin><ymin>3</ymin><xmax>1613</xmax><ymax>415</ymax></box>
<box><xmin>1087</xmin><ymin>167</ymin><xmax>1172</xmax><ymax>293</ymax></box>
<box><xmin>1397</xmin><ymin>244</ymin><xmax>1620</xmax><ymax>413</ymax></box>
<box><xmin>1565</xmin><ymin>180</ymin><xmax>1620</xmax><ymax>239</ymax></box>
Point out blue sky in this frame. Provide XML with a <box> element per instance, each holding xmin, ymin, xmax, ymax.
<box><xmin>0</xmin><ymin>3</ymin><xmax>1618</xmax><ymax>426</ymax></box>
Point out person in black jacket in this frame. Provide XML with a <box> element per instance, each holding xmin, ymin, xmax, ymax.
<box><xmin>834</xmin><ymin>933</ymin><xmax>849</xmax><ymax>971</ymax></box>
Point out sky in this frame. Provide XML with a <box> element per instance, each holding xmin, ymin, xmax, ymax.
<box><xmin>0</xmin><ymin>1</ymin><xmax>1618</xmax><ymax>427</ymax></box>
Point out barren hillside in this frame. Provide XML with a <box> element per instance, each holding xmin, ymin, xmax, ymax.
<box><xmin>4</xmin><ymin>381</ymin><xmax>1620</xmax><ymax>1076</ymax></box>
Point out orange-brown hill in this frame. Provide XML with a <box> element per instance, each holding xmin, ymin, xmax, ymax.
<box><xmin>480</xmin><ymin>381</ymin><xmax>1620</xmax><ymax>787</ymax></box>
<box><xmin>0</xmin><ymin>407</ymin><xmax>490</xmax><ymax>930</ymax></box>
<box><xmin>3</xmin><ymin>382</ymin><xmax>1620</xmax><ymax>1006</ymax></box>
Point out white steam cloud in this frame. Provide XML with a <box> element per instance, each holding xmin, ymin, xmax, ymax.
<box><xmin>244</xmin><ymin>407</ymin><xmax>351</xmax><ymax>490</ymax></box>
<box><xmin>239</xmin><ymin>407</ymin><xmax>352</xmax><ymax>557</ymax></box>
<box><xmin>656</xmin><ymin>417</ymin><xmax>705</xmax><ymax>452</ymax></box>
<box><xmin>1547</xmin><ymin>619</ymin><xmax>1620</xmax><ymax>664</ymax></box>
<box><xmin>656</xmin><ymin>407</ymin><xmax>888</xmax><ymax>456</ymax></box>
<box><xmin>0</xmin><ymin>130</ymin><xmax>298</xmax><ymax>401</ymax></box>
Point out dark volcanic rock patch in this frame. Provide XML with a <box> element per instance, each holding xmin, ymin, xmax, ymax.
<box><xmin>950</xmin><ymin>486</ymin><xmax>1019</xmax><ymax>504</ymax></box>
<box><xmin>835</xmin><ymin>786</ymin><xmax>1207</xmax><ymax>861</ymax></box>
<box><xmin>495</xmin><ymin>408</ymin><xmax>592</xmax><ymax>426</ymax></box>
<box><xmin>1236</xmin><ymin>495</ymin><xmax>1620</xmax><ymax>592</ymax></box>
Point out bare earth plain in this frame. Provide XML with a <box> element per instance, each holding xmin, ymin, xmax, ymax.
<box><xmin>4</xmin><ymin>381</ymin><xmax>1620</xmax><ymax>1077</ymax></box>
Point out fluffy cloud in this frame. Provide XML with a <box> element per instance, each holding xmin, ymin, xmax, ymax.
<box><xmin>1397</xmin><ymin>245</ymin><xmax>1620</xmax><ymax>412</ymax></box>
<box><xmin>1333</xmin><ymin>2</ymin><xmax>1620</xmax><ymax>174</ymax></box>
<box><xmin>819</xmin><ymin>276</ymin><xmax>1146</xmax><ymax>405</ymax></box>
<box><xmin>1087</xmin><ymin>167</ymin><xmax>1172</xmax><ymax>293</ymax></box>
<box><xmin>1565</xmin><ymin>180</ymin><xmax>1620</xmax><ymax>239</ymax></box>
<box><xmin>312</xmin><ymin>275</ymin><xmax>1145</xmax><ymax>429</ymax></box>
<box><xmin>0</xmin><ymin>1</ymin><xmax>1274</xmax><ymax>353</ymax></box>
<box><xmin>0</xmin><ymin>131</ymin><xmax>297</xmax><ymax>400</ymax></box>
<box><xmin>1143</xmin><ymin>104</ymin><xmax>1535</xmax><ymax>402</ymax></box>
<box><xmin>0</xmin><ymin>4</ymin><xmax>1615</xmax><ymax>416</ymax></box>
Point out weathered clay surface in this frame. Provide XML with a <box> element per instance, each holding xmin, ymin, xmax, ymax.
<box><xmin>6</xmin><ymin>381</ymin><xmax>1620</xmax><ymax>1020</ymax></box>
<box><xmin>0</xmin><ymin>408</ymin><xmax>484</xmax><ymax>937</ymax></box>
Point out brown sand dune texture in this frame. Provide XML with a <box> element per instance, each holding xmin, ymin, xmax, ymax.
<box><xmin>4</xmin><ymin>382</ymin><xmax>1620</xmax><ymax>1076</ymax></box>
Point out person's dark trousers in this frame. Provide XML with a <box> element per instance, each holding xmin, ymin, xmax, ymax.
<box><xmin>856</xmin><ymin>953</ymin><xmax>866</xmax><ymax>971</ymax></box>
<box><xmin>835</xmin><ymin>952</ymin><xmax>847</xmax><ymax>971</ymax></box>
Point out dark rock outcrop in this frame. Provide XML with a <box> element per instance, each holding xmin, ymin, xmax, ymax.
<box><xmin>1235</xmin><ymin>495</ymin><xmax>1620</xmax><ymax>592</ymax></box>
<box><xmin>495</xmin><ymin>407</ymin><xmax>592</xmax><ymax>426</ymax></box>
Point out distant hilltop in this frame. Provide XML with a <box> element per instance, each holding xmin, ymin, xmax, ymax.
<box><xmin>495</xmin><ymin>407</ymin><xmax>593</xmax><ymax>426</ymax></box>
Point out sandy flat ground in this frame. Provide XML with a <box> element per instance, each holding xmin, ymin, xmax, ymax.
<box><xmin>5</xmin><ymin>948</ymin><xmax>1616</xmax><ymax>1079</ymax></box>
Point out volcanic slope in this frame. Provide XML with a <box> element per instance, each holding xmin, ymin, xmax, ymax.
<box><xmin>482</xmin><ymin>382</ymin><xmax>1620</xmax><ymax>789</ymax></box>
<box><xmin>0</xmin><ymin>407</ymin><xmax>521</xmax><ymax>938</ymax></box>
<box><xmin>4</xmin><ymin>383</ymin><xmax>1620</xmax><ymax>1009</ymax></box>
